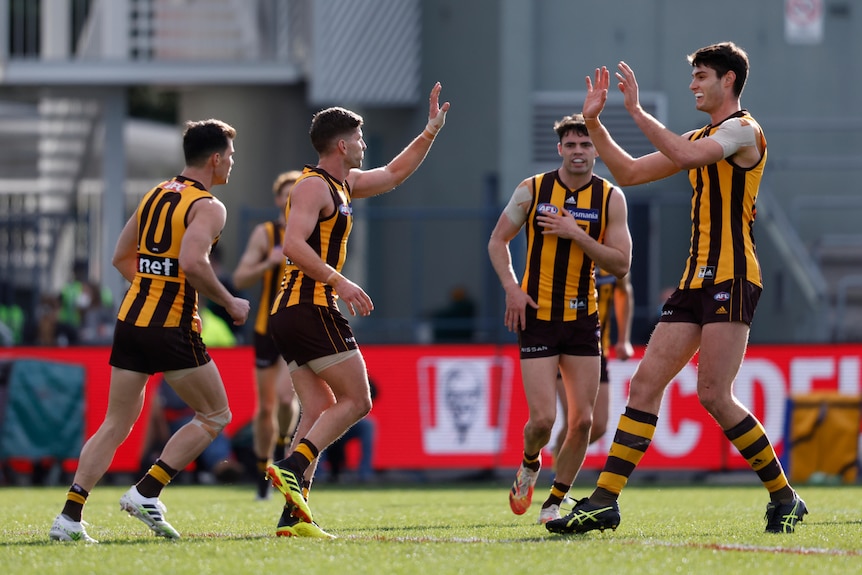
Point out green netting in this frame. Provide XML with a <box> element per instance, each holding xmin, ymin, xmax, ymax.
<box><xmin>0</xmin><ymin>359</ymin><xmax>84</xmax><ymax>459</ymax></box>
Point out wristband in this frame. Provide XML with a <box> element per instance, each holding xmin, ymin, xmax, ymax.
<box><xmin>326</xmin><ymin>271</ymin><xmax>344</xmax><ymax>287</ymax></box>
<box><xmin>420</xmin><ymin>128</ymin><xmax>436</xmax><ymax>141</ymax></box>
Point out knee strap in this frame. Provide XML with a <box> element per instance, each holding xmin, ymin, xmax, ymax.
<box><xmin>191</xmin><ymin>406</ymin><xmax>232</xmax><ymax>439</ymax></box>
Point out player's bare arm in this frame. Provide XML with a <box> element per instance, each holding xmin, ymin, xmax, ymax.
<box><xmin>536</xmin><ymin>187</ymin><xmax>631</xmax><ymax>278</ymax></box>
<box><xmin>284</xmin><ymin>178</ymin><xmax>374</xmax><ymax>317</ymax></box>
<box><xmin>350</xmin><ymin>82</ymin><xmax>450</xmax><ymax>199</ymax></box>
<box><xmin>613</xmin><ymin>274</ymin><xmax>635</xmax><ymax>360</ymax></box>
<box><xmin>112</xmin><ymin>213</ymin><xmax>139</xmax><ymax>283</ymax></box>
<box><xmin>615</xmin><ymin>61</ymin><xmax>725</xmax><ymax>171</ymax></box>
<box><xmin>583</xmin><ymin>67</ymin><xmax>679</xmax><ymax>186</ymax></box>
<box><xmin>233</xmin><ymin>223</ymin><xmax>283</xmax><ymax>290</ymax></box>
<box><xmin>180</xmin><ymin>198</ymin><xmax>250</xmax><ymax>325</ymax></box>
<box><xmin>488</xmin><ymin>182</ymin><xmax>538</xmax><ymax>332</ymax></box>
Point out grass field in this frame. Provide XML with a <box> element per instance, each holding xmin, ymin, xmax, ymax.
<box><xmin>2</xmin><ymin>480</ymin><xmax>860</xmax><ymax>574</ymax></box>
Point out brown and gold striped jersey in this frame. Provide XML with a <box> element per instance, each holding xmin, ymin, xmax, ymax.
<box><xmin>522</xmin><ymin>171</ymin><xmax>614</xmax><ymax>322</ymax></box>
<box><xmin>116</xmin><ymin>177</ymin><xmax>215</xmax><ymax>330</ymax></box>
<box><xmin>681</xmin><ymin>110</ymin><xmax>765</xmax><ymax>289</ymax></box>
<box><xmin>253</xmin><ymin>220</ymin><xmax>286</xmax><ymax>335</ymax></box>
<box><xmin>595</xmin><ymin>267</ymin><xmax>616</xmax><ymax>354</ymax></box>
<box><xmin>271</xmin><ymin>165</ymin><xmax>353</xmax><ymax>312</ymax></box>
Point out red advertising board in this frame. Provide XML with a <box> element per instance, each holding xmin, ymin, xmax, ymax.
<box><xmin>2</xmin><ymin>344</ymin><xmax>860</xmax><ymax>473</ymax></box>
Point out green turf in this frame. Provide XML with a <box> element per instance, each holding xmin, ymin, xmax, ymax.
<box><xmin>2</xmin><ymin>481</ymin><xmax>860</xmax><ymax>574</ymax></box>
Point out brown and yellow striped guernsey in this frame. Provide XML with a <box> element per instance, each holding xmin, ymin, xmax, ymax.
<box><xmin>253</xmin><ymin>220</ymin><xmax>286</xmax><ymax>335</ymax></box>
<box><xmin>117</xmin><ymin>176</ymin><xmax>215</xmax><ymax>330</ymax></box>
<box><xmin>522</xmin><ymin>171</ymin><xmax>614</xmax><ymax>322</ymax></box>
<box><xmin>271</xmin><ymin>165</ymin><xmax>353</xmax><ymax>312</ymax></box>
<box><xmin>595</xmin><ymin>267</ymin><xmax>616</xmax><ymax>353</ymax></box>
<box><xmin>682</xmin><ymin>110</ymin><xmax>766</xmax><ymax>289</ymax></box>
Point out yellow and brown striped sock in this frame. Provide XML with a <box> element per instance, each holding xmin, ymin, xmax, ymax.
<box><xmin>592</xmin><ymin>407</ymin><xmax>658</xmax><ymax>504</ymax></box>
<box><xmin>724</xmin><ymin>414</ymin><xmax>794</xmax><ymax>502</ymax></box>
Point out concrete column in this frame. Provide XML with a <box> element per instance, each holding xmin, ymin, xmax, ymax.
<box><xmin>497</xmin><ymin>0</ymin><xmax>533</xmax><ymax>199</ymax></box>
<box><xmin>41</xmin><ymin>0</ymin><xmax>71</xmax><ymax>59</ymax></box>
<box><xmin>101</xmin><ymin>88</ymin><xmax>127</xmax><ymax>304</ymax></box>
<box><xmin>101</xmin><ymin>0</ymin><xmax>129</xmax><ymax>59</ymax></box>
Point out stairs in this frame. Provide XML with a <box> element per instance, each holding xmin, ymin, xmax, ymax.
<box><xmin>812</xmin><ymin>234</ymin><xmax>862</xmax><ymax>341</ymax></box>
<box><xmin>0</xmin><ymin>96</ymin><xmax>100</xmax><ymax>310</ymax></box>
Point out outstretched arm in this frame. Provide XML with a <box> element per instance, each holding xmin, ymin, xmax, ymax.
<box><xmin>350</xmin><ymin>82</ymin><xmax>451</xmax><ymax>199</ymax></box>
<box><xmin>613</xmin><ymin>61</ymin><xmax>724</xmax><ymax>170</ymax></box>
<box><xmin>583</xmin><ymin>66</ymin><xmax>680</xmax><ymax>186</ymax></box>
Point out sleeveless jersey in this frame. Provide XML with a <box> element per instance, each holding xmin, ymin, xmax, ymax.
<box><xmin>681</xmin><ymin>110</ymin><xmax>766</xmax><ymax>289</ymax></box>
<box><xmin>253</xmin><ymin>220</ymin><xmax>286</xmax><ymax>335</ymax></box>
<box><xmin>271</xmin><ymin>165</ymin><xmax>353</xmax><ymax>312</ymax></box>
<box><xmin>117</xmin><ymin>177</ymin><xmax>216</xmax><ymax>330</ymax></box>
<box><xmin>522</xmin><ymin>171</ymin><xmax>614</xmax><ymax>322</ymax></box>
<box><xmin>595</xmin><ymin>267</ymin><xmax>616</xmax><ymax>355</ymax></box>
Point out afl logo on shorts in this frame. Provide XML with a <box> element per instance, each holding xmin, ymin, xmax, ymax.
<box><xmin>714</xmin><ymin>292</ymin><xmax>731</xmax><ymax>302</ymax></box>
<box><xmin>339</xmin><ymin>203</ymin><xmax>353</xmax><ymax>216</ymax></box>
<box><xmin>537</xmin><ymin>203</ymin><xmax>559</xmax><ymax>215</ymax></box>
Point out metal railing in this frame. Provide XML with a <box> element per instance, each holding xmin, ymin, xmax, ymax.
<box><xmin>0</xmin><ymin>0</ymin><xmax>304</xmax><ymax>64</ymax></box>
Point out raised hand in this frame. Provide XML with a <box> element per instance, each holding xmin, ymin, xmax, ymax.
<box><xmin>425</xmin><ymin>82</ymin><xmax>451</xmax><ymax>136</ymax></box>
<box><xmin>615</xmin><ymin>61</ymin><xmax>642</xmax><ymax>113</ymax></box>
<box><xmin>584</xmin><ymin>66</ymin><xmax>610</xmax><ymax>119</ymax></box>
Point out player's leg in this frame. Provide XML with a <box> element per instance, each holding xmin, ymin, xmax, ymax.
<box><xmin>547</xmin><ymin>321</ymin><xmax>699</xmax><ymax>534</ymax></box>
<box><xmin>120</xmin><ymin>362</ymin><xmax>229</xmax><ymax>539</ymax></box>
<box><xmin>274</xmin><ymin>357</ymin><xmax>300</xmax><ymax>457</ymax></box>
<box><xmin>51</xmin><ymin>367</ymin><xmax>149</xmax><ymax>542</ymax></box>
<box><xmin>589</xmin><ymin>357</ymin><xmax>610</xmax><ymax>444</ymax></box>
<box><xmin>270</xmin><ymin>351</ymin><xmax>370</xmax><ymax>525</ymax></box>
<box><xmin>540</xmin><ymin>355</ymin><xmax>600</xmax><ymax>524</ymax></box>
<box><xmin>510</xmin><ymin>355</ymin><xmax>558</xmax><ymax>515</ymax></box>
<box><xmin>698</xmin><ymin>321</ymin><xmax>805</xmax><ymax>532</ymax></box>
<box><xmin>252</xmin><ymin>362</ymin><xmax>279</xmax><ymax>498</ymax></box>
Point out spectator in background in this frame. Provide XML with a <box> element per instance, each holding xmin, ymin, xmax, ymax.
<box><xmin>58</xmin><ymin>261</ymin><xmax>113</xmax><ymax>345</ymax></box>
<box><xmin>36</xmin><ymin>294</ymin><xmax>68</xmax><ymax>346</ymax></box>
<box><xmin>0</xmin><ymin>282</ymin><xmax>24</xmax><ymax>346</ymax></box>
<box><xmin>78</xmin><ymin>282</ymin><xmax>116</xmax><ymax>345</ymax></box>
<box><xmin>431</xmin><ymin>285</ymin><xmax>476</xmax><ymax>343</ymax></box>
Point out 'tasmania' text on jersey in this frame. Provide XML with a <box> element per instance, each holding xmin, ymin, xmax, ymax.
<box><xmin>116</xmin><ymin>177</ymin><xmax>217</xmax><ymax>330</ymax></box>
<box><xmin>523</xmin><ymin>171</ymin><xmax>615</xmax><ymax>322</ymax></box>
<box><xmin>682</xmin><ymin>110</ymin><xmax>765</xmax><ymax>289</ymax></box>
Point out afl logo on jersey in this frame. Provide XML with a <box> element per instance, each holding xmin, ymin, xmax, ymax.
<box><xmin>714</xmin><ymin>292</ymin><xmax>731</xmax><ymax>302</ymax></box>
<box><xmin>339</xmin><ymin>204</ymin><xmax>353</xmax><ymax>216</ymax></box>
<box><xmin>537</xmin><ymin>203</ymin><xmax>559</xmax><ymax>215</ymax></box>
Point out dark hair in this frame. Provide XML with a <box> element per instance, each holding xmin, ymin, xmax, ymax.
<box><xmin>182</xmin><ymin>119</ymin><xmax>236</xmax><ymax>167</ymax></box>
<box><xmin>309</xmin><ymin>107</ymin><xmax>363</xmax><ymax>155</ymax></box>
<box><xmin>554</xmin><ymin>114</ymin><xmax>589</xmax><ymax>141</ymax></box>
<box><xmin>687</xmin><ymin>41</ymin><xmax>749</xmax><ymax>98</ymax></box>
